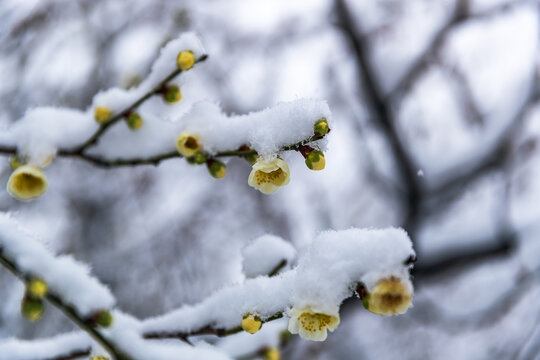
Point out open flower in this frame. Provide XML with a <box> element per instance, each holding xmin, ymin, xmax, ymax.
<box><xmin>176</xmin><ymin>131</ymin><xmax>201</xmax><ymax>157</ymax></box>
<box><xmin>7</xmin><ymin>165</ymin><xmax>48</xmax><ymax>200</ymax></box>
<box><xmin>248</xmin><ymin>158</ymin><xmax>290</xmax><ymax>194</ymax></box>
<box><xmin>288</xmin><ymin>306</ymin><xmax>340</xmax><ymax>341</ymax></box>
<box><xmin>363</xmin><ymin>277</ymin><xmax>413</xmax><ymax>316</ymax></box>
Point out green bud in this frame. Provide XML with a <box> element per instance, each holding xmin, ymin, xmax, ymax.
<box><xmin>9</xmin><ymin>156</ymin><xmax>21</xmax><ymax>170</ymax></box>
<box><xmin>190</xmin><ymin>152</ymin><xmax>207</xmax><ymax>165</ymax></box>
<box><xmin>207</xmin><ymin>160</ymin><xmax>226</xmax><ymax>179</ymax></box>
<box><xmin>163</xmin><ymin>85</ymin><xmax>182</xmax><ymax>104</ymax></box>
<box><xmin>305</xmin><ymin>150</ymin><xmax>325</xmax><ymax>171</ymax></box>
<box><xmin>21</xmin><ymin>297</ymin><xmax>44</xmax><ymax>322</ymax></box>
<box><xmin>245</xmin><ymin>154</ymin><xmax>258</xmax><ymax>164</ymax></box>
<box><xmin>314</xmin><ymin>118</ymin><xmax>329</xmax><ymax>136</ymax></box>
<box><xmin>361</xmin><ymin>293</ymin><xmax>370</xmax><ymax>310</ymax></box>
<box><xmin>125</xmin><ymin>112</ymin><xmax>143</xmax><ymax>130</ymax></box>
<box><xmin>95</xmin><ymin>310</ymin><xmax>113</xmax><ymax>328</ymax></box>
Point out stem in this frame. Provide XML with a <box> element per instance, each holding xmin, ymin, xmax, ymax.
<box><xmin>0</xmin><ymin>248</ymin><xmax>132</xmax><ymax>360</ymax></box>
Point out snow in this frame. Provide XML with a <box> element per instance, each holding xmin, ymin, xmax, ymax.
<box><xmin>143</xmin><ymin>228</ymin><xmax>414</xmax><ymax>335</ymax></box>
<box><xmin>181</xmin><ymin>99</ymin><xmax>330</xmax><ymax>157</ymax></box>
<box><xmin>0</xmin><ymin>332</ymin><xmax>90</xmax><ymax>360</ymax></box>
<box><xmin>242</xmin><ymin>234</ymin><xmax>296</xmax><ymax>278</ymax></box>
<box><xmin>0</xmin><ymin>213</ymin><xmax>115</xmax><ymax>317</ymax></box>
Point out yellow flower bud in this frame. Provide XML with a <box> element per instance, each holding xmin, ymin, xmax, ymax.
<box><xmin>176</xmin><ymin>131</ymin><xmax>201</xmax><ymax>157</ymax></box>
<box><xmin>21</xmin><ymin>297</ymin><xmax>44</xmax><ymax>322</ymax></box>
<box><xmin>163</xmin><ymin>85</ymin><xmax>183</xmax><ymax>104</ymax></box>
<box><xmin>314</xmin><ymin>118</ymin><xmax>329</xmax><ymax>136</ymax></box>
<box><xmin>363</xmin><ymin>277</ymin><xmax>413</xmax><ymax>316</ymax></box>
<box><xmin>264</xmin><ymin>347</ymin><xmax>281</xmax><ymax>360</ymax></box>
<box><xmin>94</xmin><ymin>106</ymin><xmax>112</xmax><ymax>124</ymax></box>
<box><xmin>7</xmin><ymin>165</ymin><xmax>48</xmax><ymax>200</ymax></box>
<box><xmin>207</xmin><ymin>160</ymin><xmax>226</xmax><ymax>179</ymax></box>
<box><xmin>125</xmin><ymin>112</ymin><xmax>143</xmax><ymax>130</ymax></box>
<box><xmin>305</xmin><ymin>150</ymin><xmax>325</xmax><ymax>171</ymax></box>
<box><xmin>90</xmin><ymin>357</ymin><xmax>109</xmax><ymax>360</ymax></box>
<box><xmin>241</xmin><ymin>314</ymin><xmax>262</xmax><ymax>334</ymax></box>
<box><xmin>176</xmin><ymin>50</ymin><xmax>195</xmax><ymax>71</ymax></box>
<box><xmin>248</xmin><ymin>158</ymin><xmax>290</xmax><ymax>194</ymax></box>
<box><xmin>27</xmin><ymin>278</ymin><xmax>47</xmax><ymax>298</ymax></box>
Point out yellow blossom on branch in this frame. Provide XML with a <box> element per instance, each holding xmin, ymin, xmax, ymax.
<box><xmin>248</xmin><ymin>158</ymin><xmax>290</xmax><ymax>194</ymax></box>
<box><xmin>264</xmin><ymin>347</ymin><xmax>281</xmax><ymax>360</ymax></box>
<box><xmin>241</xmin><ymin>314</ymin><xmax>262</xmax><ymax>334</ymax></box>
<box><xmin>177</xmin><ymin>50</ymin><xmax>195</xmax><ymax>71</ymax></box>
<box><xmin>287</xmin><ymin>306</ymin><xmax>340</xmax><ymax>341</ymax></box>
<box><xmin>176</xmin><ymin>131</ymin><xmax>202</xmax><ymax>157</ymax></box>
<box><xmin>363</xmin><ymin>277</ymin><xmax>413</xmax><ymax>316</ymax></box>
<box><xmin>7</xmin><ymin>165</ymin><xmax>48</xmax><ymax>200</ymax></box>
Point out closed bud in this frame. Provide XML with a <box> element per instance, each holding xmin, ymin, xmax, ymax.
<box><xmin>163</xmin><ymin>85</ymin><xmax>183</xmax><ymax>104</ymax></box>
<box><xmin>245</xmin><ymin>154</ymin><xmax>258</xmax><ymax>164</ymax></box>
<box><xmin>176</xmin><ymin>50</ymin><xmax>195</xmax><ymax>71</ymax></box>
<box><xmin>9</xmin><ymin>156</ymin><xmax>21</xmax><ymax>170</ymax></box>
<box><xmin>187</xmin><ymin>152</ymin><xmax>207</xmax><ymax>165</ymax></box>
<box><xmin>264</xmin><ymin>347</ymin><xmax>281</xmax><ymax>360</ymax></box>
<box><xmin>94</xmin><ymin>107</ymin><xmax>112</xmax><ymax>124</ymax></box>
<box><xmin>207</xmin><ymin>160</ymin><xmax>226</xmax><ymax>179</ymax></box>
<box><xmin>125</xmin><ymin>112</ymin><xmax>143</xmax><ymax>130</ymax></box>
<box><xmin>95</xmin><ymin>310</ymin><xmax>114</xmax><ymax>328</ymax></box>
<box><xmin>21</xmin><ymin>297</ymin><xmax>44</xmax><ymax>322</ymax></box>
<box><xmin>27</xmin><ymin>278</ymin><xmax>47</xmax><ymax>298</ymax></box>
<box><xmin>314</xmin><ymin>118</ymin><xmax>329</xmax><ymax>136</ymax></box>
<box><xmin>241</xmin><ymin>314</ymin><xmax>262</xmax><ymax>334</ymax></box>
<box><xmin>90</xmin><ymin>357</ymin><xmax>109</xmax><ymax>360</ymax></box>
<box><xmin>362</xmin><ymin>277</ymin><xmax>413</xmax><ymax>316</ymax></box>
<box><xmin>305</xmin><ymin>150</ymin><xmax>325</xmax><ymax>171</ymax></box>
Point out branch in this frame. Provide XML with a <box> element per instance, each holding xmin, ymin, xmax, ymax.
<box><xmin>334</xmin><ymin>0</ymin><xmax>422</xmax><ymax>234</ymax></box>
<box><xmin>144</xmin><ymin>314</ymin><xmax>284</xmax><ymax>340</ymax></box>
<box><xmin>0</xmin><ymin>250</ymin><xmax>131</xmax><ymax>360</ymax></box>
<box><xmin>74</xmin><ymin>55</ymin><xmax>208</xmax><ymax>153</ymax></box>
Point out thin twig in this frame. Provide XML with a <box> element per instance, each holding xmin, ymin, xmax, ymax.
<box><xmin>0</xmin><ymin>248</ymin><xmax>132</xmax><ymax>360</ymax></box>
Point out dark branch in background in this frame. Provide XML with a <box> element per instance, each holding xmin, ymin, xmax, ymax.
<box><xmin>334</xmin><ymin>0</ymin><xmax>423</xmax><ymax>236</ymax></box>
<box><xmin>334</xmin><ymin>0</ymin><xmax>538</xmax><ymax>280</ymax></box>
<box><xmin>48</xmin><ymin>349</ymin><xmax>91</xmax><ymax>360</ymax></box>
<box><xmin>0</xmin><ymin>248</ymin><xmax>132</xmax><ymax>360</ymax></box>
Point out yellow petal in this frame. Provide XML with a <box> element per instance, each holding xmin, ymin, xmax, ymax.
<box><xmin>176</xmin><ymin>131</ymin><xmax>201</xmax><ymax>157</ymax></box>
<box><xmin>7</xmin><ymin>165</ymin><xmax>48</xmax><ymax>200</ymax></box>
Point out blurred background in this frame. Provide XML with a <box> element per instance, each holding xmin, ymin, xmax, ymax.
<box><xmin>0</xmin><ymin>0</ymin><xmax>539</xmax><ymax>359</ymax></box>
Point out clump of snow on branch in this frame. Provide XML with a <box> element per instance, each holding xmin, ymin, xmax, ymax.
<box><xmin>242</xmin><ymin>234</ymin><xmax>296</xmax><ymax>278</ymax></box>
<box><xmin>0</xmin><ymin>213</ymin><xmax>115</xmax><ymax>317</ymax></box>
<box><xmin>181</xmin><ymin>100</ymin><xmax>331</xmax><ymax>157</ymax></box>
<box><xmin>142</xmin><ymin>227</ymin><xmax>414</xmax><ymax>336</ymax></box>
<box><xmin>0</xmin><ymin>332</ymin><xmax>89</xmax><ymax>360</ymax></box>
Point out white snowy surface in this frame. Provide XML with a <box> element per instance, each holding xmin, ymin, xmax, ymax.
<box><xmin>181</xmin><ymin>99</ymin><xmax>330</xmax><ymax>156</ymax></box>
<box><xmin>242</xmin><ymin>234</ymin><xmax>296</xmax><ymax>278</ymax></box>
<box><xmin>0</xmin><ymin>332</ymin><xmax>89</xmax><ymax>360</ymax></box>
<box><xmin>143</xmin><ymin>228</ymin><xmax>414</xmax><ymax>334</ymax></box>
<box><xmin>0</xmin><ymin>213</ymin><xmax>115</xmax><ymax>317</ymax></box>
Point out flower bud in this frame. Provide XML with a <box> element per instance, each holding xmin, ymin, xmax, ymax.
<box><xmin>21</xmin><ymin>297</ymin><xmax>44</xmax><ymax>322</ymax></box>
<box><xmin>125</xmin><ymin>112</ymin><xmax>143</xmax><ymax>130</ymax></box>
<box><xmin>314</xmin><ymin>118</ymin><xmax>329</xmax><ymax>136</ymax></box>
<box><xmin>176</xmin><ymin>132</ymin><xmax>202</xmax><ymax>157</ymax></box>
<box><xmin>241</xmin><ymin>314</ymin><xmax>262</xmax><ymax>334</ymax></box>
<box><xmin>176</xmin><ymin>50</ymin><xmax>195</xmax><ymax>71</ymax></box>
<box><xmin>163</xmin><ymin>85</ymin><xmax>183</xmax><ymax>104</ymax></box>
<box><xmin>305</xmin><ymin>150</ymin><xmax>325</xmax><ymax>171</ymax></box>
<box><xmin>245</xmin><ymin>154</ymin><xmax>258</xmax><ymax>164</ymax></box>
<box><xmin>362</xmin><ymin>277</ymin><xmax>413</xmax><ymax>316</ymax></box>
<box><xmin>264</xmin><ymin>347</ymin><xmax>281</xmax><ymax>360</ymax></box>
<box><xmin>207</xmin><ymin>160</ymin><xmax>226</xmax><ymax>179</ymax></box>
<box><xmin>27</xmin><ymin>278</ymin><xmax>47</xmax><ymax>298</ymax></box>
<box><xmin>7</xmin><ymin>165</ymin><xmax>48</xmax><ymax>200</ymax></box>
<box><xmin>94</xmin><ymin>107</ymin><xmax>112</xmax><ymax>124</ymax></box>
<box><xmin>9</xmin><ymin>156</ymin><xmax>21</xmax><ymax>170</ymax></box>
<box><xmin>90</xmin><ymin>357</ymin><xmax>109</xmax><ymax>360</ymax></box>
<box><xmin>187</xmin><ymin>152</ymin><xmax>207</xmax><ymax>165</ymax></box>
<box><xmin>95</xmin><ymin>310</ymin><xmax>114</xmax><ymax>328</ymax></box>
